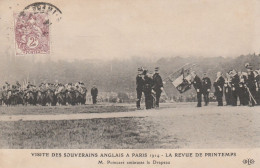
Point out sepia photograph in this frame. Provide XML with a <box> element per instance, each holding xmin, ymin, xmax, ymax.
<box><xmin>0</xmin><ymin>0</ymin><xmax>260</xmax><ymax>167</ymax></box>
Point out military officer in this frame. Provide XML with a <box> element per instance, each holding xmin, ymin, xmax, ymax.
<box><xmin>201</xmin><ymin>72</ymin><xmax>211</xmax><ymax>106</ymax></box>
<box><xmin>152</xmin><ymin>67</ymin><xmax>163</xmax><ymax>108</ymax></box>
<box><xmin>213</xmin><ymin>72</ymin><xmax>225</xmax><ymax>106</ymax></box>
<box><xmin>136</xmin><ymin>68</ymin><xmax>144</xmax><ymax>109</ymax></box>
<box><xmin>254</xmin><ymin>69</ymin><xmax>260</xmax><ymax>105</ymax></box>
<box><xmin>245</xmin><ymin>63</ymin><xmax>257</xmax><ymax>106</ymax></box>
<box><xmin>230</xmin><ymin>70</ymin><xmax>240</xmax><ymax>106</ymax></box>
<box><xmin>224</xmin><ymin>72</ymin><xmax>232</xmax><ymax>106</ymax></box>
<box><xmin>238</xmin><ymin>71</ymin><xmax>248</xmax><ymax>106</ymax></box>
<box><xmin>191</xmin><ymin>71</ymin><xmax>202</xmax><ymax>107</ymax></box>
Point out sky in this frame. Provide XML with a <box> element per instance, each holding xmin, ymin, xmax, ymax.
<box><xmin>1</xmin><ymin>0</ymin><xmax>260</xmax><ymax>61</ymax></box>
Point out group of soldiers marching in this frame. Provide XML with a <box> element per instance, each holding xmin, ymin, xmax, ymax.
<box><xmin>136</xmin><ymin>67</ymin><xmax>164</xmax><ymax>109</ymax></box>
<box><xmin>191</xmin><ymin>63</ymin><xmax>260</xmax><ymax>107</ymax></box>
<box><xmin>0</xmin><ymin>81</ymin><xmax>99</xmax><ymax>106</ymax></box>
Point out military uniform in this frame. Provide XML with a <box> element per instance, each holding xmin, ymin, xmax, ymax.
<box><xmin>255</xmin><ymin>71</ymin><xmax>260</xmax><ymax>105</ymax></box>
<box><xmin>230</xmin><ymin>73</ymin><xmax>239</xmax><ymax>106</ymax></box>
<box><xmin>136</xmin><ymin>69</ymin><xmax>144</xmax><ymax>109</ymax></box>
<box><xmin>246</xmin><ymin>71</ymin><xmax>256</xmax><ymax>106</ymax></box>
<box><xmin>192</xmin><ymin>75</ymin><xmax>202</xmax><ymax>107</ymax></box>
<box><xmin>224</xmin><ymin>77</ymin><xmax>232</xmax><ymax>105</ymax></box>
<box><xmin>238</xmin><ymin>73</ymin><xmax>248</xmax><ymax>106</ymax></box>
<box><xmin>143</xmin><ymin>74</ymin><xmax>153</xmax><ymax>109</ymax></box>
<box><xmin>213</xmin><ymin>76</ymin><xmax>225</xmax><ymax>106</ymax></box>
<box><xmin>152</xmin><ymin>70</ymin><xmax>163</xmax><ymax>108</ymax></box>
<box><xmin>202</xmin><ymin>76</ymin><xmax>211</xmax><ymax>106</ymax></box>
<box><xmin>91</xmin><ymin>86</ymin><xmax>98</xmax><ymax>104</ymax></box>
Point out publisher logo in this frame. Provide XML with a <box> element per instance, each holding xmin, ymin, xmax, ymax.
<box><xmin>243</xmin><ymin>159</ymin><xmax>255</xmax><ymax>165</ymax></box>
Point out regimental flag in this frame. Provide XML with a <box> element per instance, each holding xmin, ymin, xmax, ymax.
<box><xmin>164</xmin><ymin>64</ymin><xmax>195</xmax><ymax>94</ymax></box>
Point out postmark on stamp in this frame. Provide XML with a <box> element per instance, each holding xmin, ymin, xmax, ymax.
<box><xmin>23</xmin><ymin>2</ymin><xmax>62</xmax><ymax>25</ymax></box>
<box><xmin>14</xmin><ymin>12</ymin><xmax>50</xmax><ymax>55</ymax></box>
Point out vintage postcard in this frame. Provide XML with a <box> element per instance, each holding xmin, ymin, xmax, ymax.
<box><xmin>0</xmin><ymin>0</ymin><xmax>259</xmax><ymax>167</ymax></box>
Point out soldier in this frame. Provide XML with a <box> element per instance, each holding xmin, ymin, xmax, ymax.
<box><xmin>224</xmin><ymin>72</ymin><xmax>232</xmax><ymax>105</ymax></box>
<box><xmin>238</xmin><ymin>71</ymin><xmax>248</xmax><ymax>106</ymax></box>
<box><xmin>143</xmin><ymin>70</ymin><xmax>153</xmax><ymax>109</ymax></box>
<box><xmin>245</xmin><ymin>63</ymin><xmax>257</xmax><ymax>106</ymax></box>
<box><xmin>136</xmin><ymin>68</ymin><xmax>144</xmax><ymax>110</ymax></box>
<box><xmin>191</xmin><ymin>71</ymin><xmax>202</xmax><ymax>107</ymax></box>
<box><xmin>5</xmin><ymin>82</ymin><xmax>10</xmax><ymax>90</ymax></box>
<box><xmin>91</xmin><ymin>85</ymin><xmax>98</xmax><ymax>104</ymax></box>
<box><xmin>16</xmin><ymin>81</ymin><xmax>21</xmax><ymax>90</ymax></box>
<box><xmin>201</xmin><ymin>72</ymin><xmax>211</xmax><ymax>106</ymax></box>
<box><xmin>152</xmin><ymin>67</ymin><xmax>163</xmax><ymax>108</ymax></box>
<box><xmin>213</xmin><ymin>72</ymin><xmax>225</xmax><ymax>106</ymax></box>
<box><xmin>230</xmin><ymin>70</ymin><xmax>239</xmax><ymax>106</ymax></box>
<box><xmin>255</xmin><ymin>69</ymin><xmax>260</xmax><ymax>105</ymax></box>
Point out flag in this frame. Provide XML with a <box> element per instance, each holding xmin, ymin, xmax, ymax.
<box><xmin>164</xmin><ymin>65</ymin><xmax>193</xmax><ymax>94</ymax></box>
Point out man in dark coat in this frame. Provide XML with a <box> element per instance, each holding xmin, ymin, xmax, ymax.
<box><xmin>152</xmin><ymin>67</ymin><xmax>163</xmax><ymax>108</ymax></box>
<box><xmin>136</xmin><ymin>68</ymin><xmax>144</xmax><ymax>109</ymax></box>
<box><xmin>213</xmin><ymin>72</ymin><xmax>225</xmax><ymax>106</ymax></box>
<box><xmin>201</xmin><ymin>72</ymin><xmax>211</xmax><ymax>106</ymax></box>
<box><xmin>91</xmin><ymin>85</ymin><xmax>98</xmax><ymax>104</ymax></box>
<box><xmin>230</xmin><ymin>70</ymin><xmax>240</xmax><ymax>106</ymax></box>
<box><xmin>191</xmin><ymin>71</ymin><xmax>202</xmax><ymax>107</ymax></box>
<box><xmin>143</xmin><ymin>70</ymin><xmax>153</xmax><ymax>109</ymax></box>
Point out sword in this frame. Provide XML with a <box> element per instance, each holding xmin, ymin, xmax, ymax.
<box><xmin>246</xmin><ymin>87</ymin><xmax>257</xmax><ymax>105</ymax></box>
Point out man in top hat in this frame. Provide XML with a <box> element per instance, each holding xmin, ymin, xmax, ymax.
<box><xmin>191</xmin><ymin>71</ymin><xmax>202</xmax><ymax>107</ymax></box>
<box><xmin>136</xmin><ymin>67</ymin><xmax>144</xmax><ymax>109</ymax></box>
<box><xmin>152</xmin><ymin>67</ymin><xmax>163</xmax><ymax>108</ymax></box>
<box><xmin>143</xmin><ymin>70</ymin><xmax>153</xmax><ymax>109</ymax></box>
<box><xmin>245</xmin><ymin>63</ymin><xmax>257</xmax><ymax>106</ymax></box>
<box><xmin>213</xmin><ymin>72</ymin><xmax>225</xmax><ymax>106</ymax></box>
<box><xmin>201</xmin><ymin>72</ymin><xmax>211</xmax><ymax>106</ymax></box>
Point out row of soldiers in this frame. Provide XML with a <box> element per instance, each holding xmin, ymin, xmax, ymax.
<box><xmin>2</xmin><ymin>81</ymin><xmax>87</xmax><ymax>94</ymax></box>
<box><xmin>1</xmin><ymin>81</ymin><xmax>99</xmax><ymax>105</ymax></box>
<box><xmin>191</xmin><ymin>63</ymin><xmax>260</xmax><ymax>107</ymax></box>
<box><xmin>136</xmin><ymin>67</ymin><xmax>164</xmax><ymax>109</ymax></box>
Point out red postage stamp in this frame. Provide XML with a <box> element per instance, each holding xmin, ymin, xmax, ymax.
<box><xmin>14</xmin><ymin>12</ymin><xmax>50</xmax><ymax>55</ymax></box>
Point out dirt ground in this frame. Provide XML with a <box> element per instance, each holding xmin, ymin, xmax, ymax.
<box><xmin>0</xmin><ymin>103</ymin><xmax>259</xmax><ymax>149</ymax></box>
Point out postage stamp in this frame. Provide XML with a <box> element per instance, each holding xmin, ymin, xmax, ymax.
<box><xmin>14</xmin><ymin>12</ymin><xmax>50</xmax><ymax>55</ymax></box>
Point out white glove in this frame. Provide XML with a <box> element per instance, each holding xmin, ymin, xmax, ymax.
<box><xmin>160</xmin><ymin>87</ymin><xmax>163</xmax><ymax>91</ymax></box>
<box><xmin>197</xmin><ymin>89</ymin><xmax>200</xmax><ymax>93</ymax></box>
<box><xmin>219</xmin><ymin>88</ymin><xmax>222</xmax><ymax>91</ymax></box>
<box><xmin>207</xmin><ymin>89</ymin><xmax>210</xmax><ymax>92</ymax></box>
<box><xmin>232</xmin><ymin>87</ymin><xmax>235</xmax><ymax>91</ymax></box>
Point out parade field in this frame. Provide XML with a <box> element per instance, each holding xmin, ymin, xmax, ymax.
<box><xmin>0</xmin><ymin>103</ymin><xmax>259</xmax><ymax>149</ymax></box>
